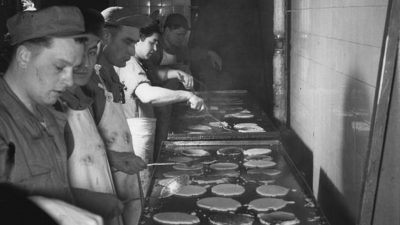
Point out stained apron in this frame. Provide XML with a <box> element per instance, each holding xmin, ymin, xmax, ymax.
<box><xmin>124</xmin><ymin>97</ymin><xmax>156</xmax><ymax>196</ymax></box>
<box><xmin>95</xmin><ymin>71</ymin><xmax>142</xmax><ymax>225</ymax></box>
<box><xmin>67</xmin><ymin>108</ymin><xmax>122</xmax><ymax>225</ymax></box>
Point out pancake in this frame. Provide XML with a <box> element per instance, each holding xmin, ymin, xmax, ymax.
<box><xmin>163</xmin><ymin>170</ymin><xmax>203</xmax><ymax>178</ymax></box>
<box><xmin>167</xmin><ymin>156</ymin><xmax>195</xmax><ymax>163</ymax></box>
<box><xmin>211</xmin><ymin>170</ymin><xmax>241</xmax><ymax>178</ymax></box>
<box><xmin>217</xmin><ymin>147</ymin><xmax>243</xmax><ymax>156</ymax></box>
<box><xmin>233</xmin><ymin>123</ymin><xmax>259</xmax><ymax>129</ymax></box>
<box><xmin>243</xmin><ymin>148</ymin><xmax>272</xmax><ymax>156</ymax></box>
<box><xmin>209</xmin><ymin>121</ymin><xmax>229</xmax><ymax>128</ymax></box>
<box><xmin>257</xmin><ymin>211</ymin><xmax>299</xmax><ymax>225</ymax></box>
<box><xmin>256</xmin><ymin>185</ymin><xmax>290</xmax><ymax>197</ymax></box>
<box><xmin>153</xmin><ymin>212</ymin><xmax>200</xmax><ymax>225</ymax></box>
<box><xmin>248</xmin><ymin>198</ymin><xmax>294</xmax><ymax>212</ymax></box>
<box><xmin>241</xmin><ymin>174</ymin><xmax>275</xmax><ymax>184</ymax></box>
<box><xmin>245</xmin><ymin>155</ymin><xmax>273</xmax><ymax>161</ymax></box>
<box><xmin>173</xmin><ymin>163</ymin><xmax>203</xmax><ymax>171</ymax></box>
<box><xmin>244</xmin><ymin>160</ymin><xmax>276</xmax><ymax>168</ymax></box>
<box><xmin>175</xmin><ymin>185</ymin><xmax>207</xmax><ymax>197</ymax></box>
<box><xmin>210</xmin><ymin>162</ymin><xmax>239</xmax><ymax>171</ymax></box>
<box><xmin>211</xmin><ymin>184</ymin><xmax>245</xmax><ymax>196</ymax></box>
<box><xmin>238</xmin><ymin>126</ymin><xmax>265</xmax><ymax>133</ymax></box>
<box><xmin>247</xmin><ymin>169</ymin><xmax>281</xmax><ymax>176</ymax></box>
<box><xmin>233</xmin><ymin>123</ymin><xmax>265</xmax><ymax>133</ymax></box>
<box><xmin>209</xmin><ymin>213</ymin><xmax>254</xmax><ymax>225</ymax></box>
<box><xmin>197</xmin><ymin>197</ymin><xmax>241</xmax><ymax>212</ymax></box>
<box><xmin>187</xmin><ymin>124</ymin><xmax>212</xmax><ymax>132</ymax></box>
<box><xmin>225</xmin><ymin>112</ymin><xmax>254</xmax><ymax>119</ymax></box>
<box><xmin>193</xmin><ymin>176</ymin><xmax>229</xmax><ymax>185</ymax></box>
<box><xmin>181</xmin><ymin>149</ymin><xmax>210</xmax><ymax>157</ymax></box>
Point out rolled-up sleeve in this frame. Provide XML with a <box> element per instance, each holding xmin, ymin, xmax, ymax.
<box><xmin>114</xmin><ymin>58</ymin><xmax>151</xmax><ymax>101</ymax></box>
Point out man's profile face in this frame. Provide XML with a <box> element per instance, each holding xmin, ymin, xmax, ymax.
<box><xmin>73</xmin><ymin>35</ymin><xmax>100</xmax><ymax>86</ymax></box>
<box><xmin>135</xmin><ymin>33</ymin><xmax>159</xmax><ymax>60</ymax></box>
<box><xmin>24</xmin><ymin>37</ymin><xmax>84</xmax><ymax>105</ymax></box>
<box><xmin>104</xmin><ymin>26</ymin><xmax>140</xmax><ymax>67</ymax></box>
<box><xmin>164</xmin><ymin>27</ymin><xmax>187</xmax><ymax>48</ymax></box>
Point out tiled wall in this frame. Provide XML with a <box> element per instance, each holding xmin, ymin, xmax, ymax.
<box><xmin>289</xmin><ymin>0</ymin><xmax>388</xmax><ymax>221</ymax></box>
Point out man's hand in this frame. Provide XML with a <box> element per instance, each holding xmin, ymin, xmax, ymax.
<box><xmin>30</xmin><ymin>196</ymin><xmax>104</xmax><ymax>225</ymax></box>
<box><xmin>108</xmin><ymin>151</ymin><xmax>147</xmax><ymax>174</ymax></box>
<box><xmin>175</xmin><ymin>70</ymin><xmax>194</xmax><ymax>90</ymax></box>
<box><xmin>187</xmin><ymin>94</ymin><xmax>206</xmax><ymax>111</ymax></box>
<box><xmin>207</xmin><ymin>50</ymin><xmax>222</xmax><ymax>71</ymax></box>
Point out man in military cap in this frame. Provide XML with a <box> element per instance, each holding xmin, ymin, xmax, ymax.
<box><xmin>82</xmin><ymin>6</ymin><xmax>147</xmax><ymax>225</ymax></box>
<box><xmin>0</xmin><ymin>5</ymin><xmax>105</xmax><ymax>225</ymax></box>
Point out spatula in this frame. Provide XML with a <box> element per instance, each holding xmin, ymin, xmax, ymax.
<box><xmin>159</xmin><ymin>175</ymin><xmax>190</xmax><ymax>198</ymax></box>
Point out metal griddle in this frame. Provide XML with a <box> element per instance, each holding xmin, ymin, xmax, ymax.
<box><xmin>168</xmin><ymin>90</ymin><xmax>279</xmax><ymax>141</ymax></box>
<box><xmin>139</xmin><ymin>140</ymin><xmax>329</xmax><ymax>225</ymax></box>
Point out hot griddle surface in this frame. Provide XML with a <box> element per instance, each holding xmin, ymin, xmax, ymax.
<box><xmin>140</xmin><ymin>140</ymin><xmax>329</xmax><ymax>225</ymax></box>
<box><xmin>168</xmin><ymin>90</ymin><xmax>279</xmax><ymax>141</ymax></box>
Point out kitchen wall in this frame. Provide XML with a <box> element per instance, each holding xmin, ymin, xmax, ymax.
<box><xmin>289</xmin><ymin>0</ymin><xmax>388</xmax><ymax>224</ymax></box>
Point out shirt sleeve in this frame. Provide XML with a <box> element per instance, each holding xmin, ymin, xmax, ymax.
<box><xmin>114</xmin><ymin>58</ymin><xmax>150</xmax><ymax>101</ymax></box>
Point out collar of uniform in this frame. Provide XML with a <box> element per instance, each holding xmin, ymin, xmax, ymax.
<box><xmin>0</xmin><ymin>77</ymin><xmax>50</xmax><ymax>138</ymax></box>
<box><xmin>60</xmin><ymin>87</ymin><xmax>93</xmax><ymax>111</ymax></box>
<box><xmin>97</xmin><ymin>54</ymin><xmax>126</xmax><ymax>103</ymax></box>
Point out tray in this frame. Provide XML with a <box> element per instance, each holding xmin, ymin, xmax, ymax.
<box><xmin>140</xmin><ymin>140</ymin><xmax>329</xmax><ymax>225</ymax></box>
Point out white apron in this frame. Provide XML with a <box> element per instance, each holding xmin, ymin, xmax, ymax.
<box><xmin>67</xmin><ymin>108</ymin><xmax>115</xmax><ymax>193</ymax></box>
<box><xmin>126</xmin><ymin>113</ymin><xmax>156</xmax><ymax>196</ymax></box>
<box><xmin>95</xmin><ymin>68</ymin><xmax>142</xmax><ymax>225</ymax></box>
<box><xmin>67</xmin><ymin>108</ymin><xmax>123</xmax><ymax>225</ymax></box>
<box><xmin>115</xmin><ymin>60</ymin><xmax>157</xmax><ymax>196</ymax></box>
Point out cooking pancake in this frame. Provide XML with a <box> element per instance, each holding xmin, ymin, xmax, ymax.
<box><xmin>209</xmin><ymin>213</ymin><xmax>254</xmax><ymax>225</ymax></box>
<box><xmin>237</xmin><ymin>126</ymin><xmax>265</xmax><ymax>133</ymax></box>
<box><xmin>210</xmin><ymin>162</ymin><xmax>239</xmax><ymax>171</ymax></box>
<box><xmin>258</xmin><ymin>211</ymin><xmax>299</xmax><ymax>225</ymax></box>
<box><xmin>181</xmin><ymin>149</ymin><xmax>210</xmax><ymax>157</ymax></box>
<box><xmin>225</xmin><ymin>112</ymin><xmax>254</xmax><ymax>119</ymax></box>
<box><xmin>173</xmin><ymin>163</ymin><xmax>203</xmax><ymax>171</ymax></box>
<box><xmin>247</xmin><ymin>168</ymin><xmax>281</xmax><ymax>176</ymax></box>
<box><xmin>153</xmin><ymin>212</ymin><xmax>200</xmax><ymax>225</ymax></box>
<box><xmin>245</xmin><ymin>155</ymin><xmax>273</xmax><ymax>161</ymax></box>
<box><xmin>209</xmin><ymin>121</ymin><xmax>229</xmax><ymax>128</ymax></box>
<box><xmin>211</xmin><ymin>170</ymin><xmax>241</xmax><ymax>178</ymax></box>
<box><xmin>197</xmin><ymin>197</ymin><xmax>241</xmax><ymax>212</ymax></box>
<box><xmin>243</xmin><ymin>148</ymin><xmax>272</xmax><ymax>156</ymax></box>
<box><xmin>244</xmin><ymin>160</ymin><xmax>276</xmax><ymax>168</ymax></box>
<box><xmin>211</xmin><ymin>184</ymin><xmax>245</xmax><ymax>196</ymax></box>
<box><xmin>187</xmin><ymin>124</ymin><xmax>212</xmax><ymax>132</ymax></box>
<box><xmin>163</xmin><ymin>170</ymin><xmax>203</xmax><ymax>178</ymax></box>
<box><xmin>167</xmin><ymin>156</ymin><xmax>195</xmax><ymax>163</ymax></box>
<box><xmin>248</xmin><ymin>198</ymin><xmax>294</xmax><ymax>212</ymax></box>
<box><xmin>217</xmin><ymin>147</ymin><xmax>243</xmax><ymax>156</ymax></box>
<box><xmin>241</xmin><ymin>174</ymin><xmax>275</xmax><ymax>184</ymax></box>
<box><xmin>256</xmin><ymin>185</ymin><xmax>290</xmax><ymax>197</ymax></box>
<box><xmin>175</xmin><ymin>185</ymin><xmax>207</xmax><ymax>197</ymax></box>
<box><xmin>233</xmin><ymin>123</ymin><xmax>259</xmax><ymax>129</ymax></box>
<box><xmin>193</xmin><ymin>176</ymin><xmax>230</xmax><ymax>185</ymax></box>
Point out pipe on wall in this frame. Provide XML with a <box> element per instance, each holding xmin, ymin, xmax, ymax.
<box><xmin>272</xmin><ymin>0</ymin><xmax>287</xmax><ymax>125</ymax></box>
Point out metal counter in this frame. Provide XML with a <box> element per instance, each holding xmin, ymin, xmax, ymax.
<box><xmin>168</xmin><ymin>90</ymin><xmax>279</xmax><ymax>141</ymax></box>
<box><xmin>140</xmin><ymin>140</ymin><xmax>329</xmax><ymax>225</ymax></box>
